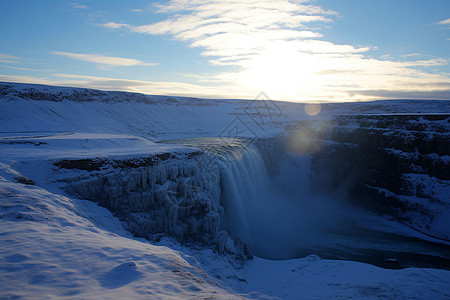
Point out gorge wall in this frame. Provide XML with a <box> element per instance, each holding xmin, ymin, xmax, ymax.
<box><xmin>292</xmin><ymin>114</ymin><xmax>449</xmax><ymax>240</ymax></box>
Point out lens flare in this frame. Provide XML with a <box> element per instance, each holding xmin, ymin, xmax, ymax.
<box><xmin>304</xmin><ymin>103</ymin><xmax>322</xmax><ymax>116</ymax></box>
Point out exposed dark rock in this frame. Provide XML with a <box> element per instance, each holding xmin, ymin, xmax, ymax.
<box><xmin>13</xmin><ymin>176</ymin><xmax>35</xmax><ymax>185</ymax></box>
<box><xmin>53</xmin><ymin>151</ymin><xmax>202</xmax><ymax>171</ymax></box>
<box><xmin>54</xmin><ymin>158</ymin><xmax>106</xmax><ymax>171</ymax></box>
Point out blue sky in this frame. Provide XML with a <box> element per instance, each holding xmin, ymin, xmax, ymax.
<box><xmin>0</xmin><ymin>0</ymin><xmax>449</xmax><ymax>101</ymax></box>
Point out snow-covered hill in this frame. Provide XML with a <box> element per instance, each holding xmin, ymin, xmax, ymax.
<box><xmin>1</xmin><ymin>82</ymin><xmax>450</xmax><ymax>299</ymax></box>
<box><xmin>1</xmin><ymin>82</ymin><xmax>449</xmax><ymax>140</ymax></box>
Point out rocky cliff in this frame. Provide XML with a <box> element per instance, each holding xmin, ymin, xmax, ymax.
<box><xmin>294</xmin><ymin>114</ymin><xmax>450</xmax><ymax>240</ymax></box>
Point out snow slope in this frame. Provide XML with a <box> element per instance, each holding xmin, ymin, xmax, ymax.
<box><xmin>0</xmin><ymin>172</ymin><xmax>239</xmax><ymax>299</ymax></box>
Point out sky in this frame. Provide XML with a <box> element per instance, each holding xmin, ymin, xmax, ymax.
<box><xmin>0</xmin><ymin>0</ymin><xmax>449</xmax><ymax>102</ymax></box>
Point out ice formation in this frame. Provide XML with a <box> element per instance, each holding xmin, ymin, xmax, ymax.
<box><xmin>61</xmin><ymin>138</ymin><xmax>281</xmax><ymax>259</ymax></box>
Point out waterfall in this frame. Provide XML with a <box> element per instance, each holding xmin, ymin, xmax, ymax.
<box><xmin>218</xmin><ymin>144</ymin><xmax>272</xmax><ymax>244</ymax></box>
<box><xmin>162</xmin><ymin>137</ymin><xmax>280</xmax><ymax>254</ymax></box>
<box><xmin>215</xmin><ymin>139</ymin><xmax>339</xmax><ymax>259</ymax></box>
<box><xmin>60</xmin><ymin>137</ymin><xmax>322</xmax><ymax>259</ymax></box>
<box><xmin>160</xmin><ymin>137</ymin><xmax>322</xmax><ymax>259</ymax></box>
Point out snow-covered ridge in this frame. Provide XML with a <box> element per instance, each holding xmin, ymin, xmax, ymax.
<box><xmin>1</xmin><ymin>81</ymin><xmax>449</xmax><ymax>141</ymax></box>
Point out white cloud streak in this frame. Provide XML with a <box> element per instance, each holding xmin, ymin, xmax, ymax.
<box><xmin>0</xmin><ymin>65</ymin><xmax>39</xmax><ymax>71</ymax></box>
<box><xmin>0</xmin><ymin>75</ymin><xmax>54</xmax><ymax>85</ymax></box>
<box><xmin>71</xmin><ymin>3</ymin><xmax>89</xmax><ymax>9</ymax></box>
<box><xmin>0</xmin><ymin>54</ymin><xmax>21</xmax><ymax>64</ymax></box>
<box><xmin>3</xmin><ymin>73</ymin><xmax>237</xmax><ymax>99</ymax></box>
<box><xmin>439</xmin><ymin>18</ymin><xmax>450</xmax><ymax>25</ymax></box>
<box><xmin>50</xmin><ymin>51</ymin><xmax>157</xmax><ymax>67</ymax></box>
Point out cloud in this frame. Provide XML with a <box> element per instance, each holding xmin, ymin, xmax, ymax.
<box><xmin>102</xmin><ymin>22</ymin><xmax>131</xmax><ymax>29</ymax></box>
<box><xmin>403</xmin><ymin>58</ymin><xmax>447</xmax><ymax>67</ymax></box>
<box><xmin>71</xmin><ymin>3</ymin><xmax>89</xmax><ymax>9</ymax></box>
<box><xmin>131</xmin><ymin>9</ymin><xmax>143</xmax><ymax>13</ymax></box>
<box><xmin>48</xmin><ymin>73</ymin><xmax>240</xmax><ymax>98</ymax></box>
<box><xmin>101</xmin><ymin>0</ymin><xmax>339</xmax><ymax>66</ymax></box>
<box><xmin>96</xmin><ymin>0</ymin><xmax>450</xmax><ymax>100</ymax></box>
<box><xmin>352</xmin><ymin>89</ymin><xmax>450</xmax><ymax>100</ymax></box>
<box><xmin>439</xmin><ymin>18</ymin><xmax>450</xmax><ymax>25</ymax></box>
<box><xmin>0</xmin><ymin>74</ymin><xmax>54</xmax><ymax>85</ymax></box>
<box><xmin>0</xmin><ymin>65</ymin><xmax>39</xmax><ymax>71</ymax></box>
<box><xmin>0</xmin><ymin>54</ymin><xmax>21</xmax><ymax>64</ymax></box>
<box><xmin>401</xmin><ymin>53</ymin><xmax>422</xmax><ymax>58</ymax></box>
<box><xmin>50</xmin><ymin>51</ymin><xmax>157</xmax><ymax>67</ymax></box>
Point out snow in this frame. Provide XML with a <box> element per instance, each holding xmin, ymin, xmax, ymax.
<box><xmin>1</xmin><ymin>82</ymin><xmax>449</xmax><ymax>142</ymax></box>
<box><xmin>0</xmin><ymin>132</ymin><xmax>197</xmax><ymax>161</ymax></box>
<box><xmin>2</xmin><ymin>177</ymin><xmax>450</xmax><ymax>299</ymax></box>
<box><xmin>1</xmin><ymin>82</ymin><xmax>450</xmax><ymax>299</ymax></box>
<box><xmin>0</xmin><ymin>180</ymin><xmax>237</xmax><ymax>299</ymax></box>
<box><xmin>241</xmin><ymin>256</ymin><xmax>450</xmax><ymax>299</ymax></box>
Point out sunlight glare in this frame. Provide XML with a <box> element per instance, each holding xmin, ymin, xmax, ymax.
<box><xmin>242</xmin><ymin>45</ymin><xmax>317</xmax><ymax>99</ymax></box>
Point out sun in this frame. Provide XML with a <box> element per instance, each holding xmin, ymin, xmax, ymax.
<box><xmin>241</xmin><ymin>45</ymin><xmax>317</xmax><ymax>99</ymax></box>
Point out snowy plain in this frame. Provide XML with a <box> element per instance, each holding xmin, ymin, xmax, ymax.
<box><xmin>1</xmin><ymin>82</ymin><xmax>450</xmax><ymax>299</ymax></box>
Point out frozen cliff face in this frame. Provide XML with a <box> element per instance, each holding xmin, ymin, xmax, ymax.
<box><xmin>60</xmin><ymin>153</ymin><xmax>223</xmax><ymax>251</ymax></box>
<box><xmin>289</xmin><ymin>114</ymin><xmax>450</xmax><ymax>241</ymax></box>
<box><xmin>57</xmin><ymin>140</ymin><xmax>265</xmax><ymax>259</ymax></box>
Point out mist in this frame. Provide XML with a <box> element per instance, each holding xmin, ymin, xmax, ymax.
<box><xmin>220</xmin><ymin>143</ymin><xmax>345</xmax><ymax>259</ymax></box>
